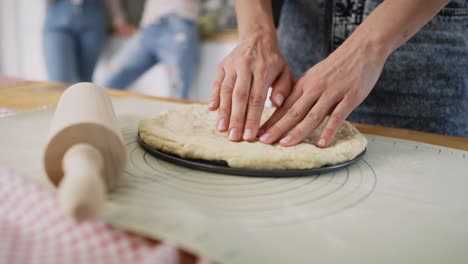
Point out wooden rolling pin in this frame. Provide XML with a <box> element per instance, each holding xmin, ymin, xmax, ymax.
<box><xmin>44</xmin><ymin>83</ymin><xmax>126</xmax><ymax>221</ymax></box>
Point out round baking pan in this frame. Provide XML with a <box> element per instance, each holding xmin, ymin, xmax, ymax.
<box><xmin>137</xmin><ymin>134</ymin><xmax>366</xmax><ymax>177</ymax></box>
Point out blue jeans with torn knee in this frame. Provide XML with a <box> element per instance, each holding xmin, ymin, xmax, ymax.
<box><xmin>102</xmin><ymin>14</ymin><xmax>199</xmax><ymax>99</ymax></box>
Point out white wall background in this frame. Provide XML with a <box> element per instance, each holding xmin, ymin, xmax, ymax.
<box><xmin>0</xmin><ymin>0</ymin><xmax>236</xmax><ymax>101</ymax></box>
<box><xmin>0</xmin><ymin>0</ymin><xmax>48</xmax><ymax>79</ymax></box>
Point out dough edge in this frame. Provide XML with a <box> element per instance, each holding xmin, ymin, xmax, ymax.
<box><xmin>138</xmin><ymin>105</ymin><xmax>367</xmax><ymax>170</ymax></box>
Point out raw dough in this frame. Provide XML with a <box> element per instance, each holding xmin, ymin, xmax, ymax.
<box><xmin>138</xmin><ymin>104</ymin><xmax>367</xmax><ymax>170</ymax></box>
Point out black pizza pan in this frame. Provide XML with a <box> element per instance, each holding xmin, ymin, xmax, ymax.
<box><xmin>137</xmin><ymin>134</ymin><xmax>366</xmax><ymax>177</ymax></box>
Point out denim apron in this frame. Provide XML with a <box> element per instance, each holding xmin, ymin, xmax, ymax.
<box><xmin>278</xmin><ymin>0</ymin><xmax>468</xmax><ymax>137</ymax></box>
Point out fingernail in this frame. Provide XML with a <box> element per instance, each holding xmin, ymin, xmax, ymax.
<box><xmin>259</xmin><ymin>133</ymin><xmax>271</xmax><ymax>143</ymax></box>
<box><xmin>243</xmin><ymin>129</ymin><xmax>253</xmax><ymax>140</ymax></box>
<box><xmin>318</xmin><ymin>138</ymin><xmax>326</xmax><ymax>147</ymax></box>
<box><xmin>208</xmin><ymin>101</ymin><xmax>216</xmax><ymax>108</ymax></box>
<box><xmin>217</xmin><ymin>119</ymin><xmax>227</xmax><ymax>131</ymax></box>
<box><xmin>229</xmin><ymin>128</ymin><xmax>239</xmax><ymax>140</ymax></box>
<box><xmin>275</xmin><ymin>94</ymin><xmax>284</xmax><ymax>106</ymax></box>
<box><xmin>257</xmin><ymin>128</ymin><xmax>265</xmax><ymax>136</ymax></box>
<box><xmin>280</xmin><ymin>135</ymin><xmax>293</xmax><ymax>145</ymax></box>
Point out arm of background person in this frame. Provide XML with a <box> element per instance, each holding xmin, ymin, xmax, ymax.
<box><xmin>258</xmin><ymin>0</ymin><xmax>450</xmax><ymax>148</ymax></box>
<box><xmin>208</xmin><ymin>0</ymin><xmax>294</xmax><ymax>142</ymax></box>
<box><xmin>104</xmin><ymin>0</ymin><xmax>136</xmax><ymax>37</ymax></box>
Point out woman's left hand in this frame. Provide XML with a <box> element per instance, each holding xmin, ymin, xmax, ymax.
<box><xmin>258</xmin><ymin>34</ymin><xmax>389</xmax><ymax>148</ymax></box>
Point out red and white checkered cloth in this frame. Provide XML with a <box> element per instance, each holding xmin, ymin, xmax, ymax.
<box><xmin>0</xmin><ymin>168</ymin><xmax>209</xmax><ymax>264</ymax></box>
<box><xmin>0</xmin><ymin>107</ymin><xmax>177</xmax><ymax>264</ymax></box>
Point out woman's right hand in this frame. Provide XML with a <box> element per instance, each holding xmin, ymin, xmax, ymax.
<box><xmin>113</xmin><ymin>23</ymin><xmax>137</xmax><ymax>38</ymax></box>
<box><xmin>208</xmin><ymin>31</ymin><xmax>293</xmax><ymax>142</ymax></box>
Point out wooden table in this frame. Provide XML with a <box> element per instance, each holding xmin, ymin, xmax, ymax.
<box><xmin>1</xmin><ymin>78</ymin><xmax>467</xmax><ymax>151</ymax></box>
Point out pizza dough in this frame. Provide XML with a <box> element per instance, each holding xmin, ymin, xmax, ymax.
<box><xmin>138</xmin><ymin>104</ymin><xmax>367</xmax><ymax>170</ymax></box>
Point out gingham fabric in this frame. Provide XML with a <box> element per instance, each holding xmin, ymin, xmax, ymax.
<box><xmin>0</xmin><ymin>168</ymin><xmax>184</xmax><ymax>264</ymax></box>
<box><xmin>0</xmin><ymin>98</ymin><xmax>176</xmax><ymax>263</ymax></box>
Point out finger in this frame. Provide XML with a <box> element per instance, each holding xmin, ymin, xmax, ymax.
<box><xmin>259</xmin><ymin>85</ymin><xmax>304</xmax><ymax>136</ymax></box>
<box><xmin>228</xmin><ymin>65</ymin><xmax>252</xmax><ymax>141</ymax></box>
<box><xmin>242</xmin><ymin>71</ymin><xmax>269</xmax><ymax>141</ymax></box>
<box><xmin>259</xmin><ymin>94</ymin><xmax>315</xmax><ymax>144</ymax></box>
<box><xmin>270</xmin><ymin>66</ymin><xmax>293</xmax><ymax>107</ymax></box>
<box><xmin>209</xmin><ymin>66</ymin><xmax>225</xmax><ymax>111</ymax></box>
<box><xmin>317</xmin><ymin>100</ymin><xmax>353</xmax><ymax>148</ymax></box>
<box><xmin>217</xmin><ymin>70</ymin><xmax>236</xmax><ymax>132</ymax></box>
<box><xmin>279</xmin><ymin>95</ymin><xmax>337</xmax><ymax>147</ymax></box>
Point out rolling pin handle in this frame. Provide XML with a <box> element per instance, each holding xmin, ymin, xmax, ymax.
<box><xmin>57</xmin><ymin>143</ymin><xmax>106</xmax><ymax>221</ymax></box>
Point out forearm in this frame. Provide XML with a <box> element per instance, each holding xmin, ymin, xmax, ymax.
<box><xmin>234</xmin><ymin>0</ymin><xmax>276</xmax><ymax>39</ymax></box>
<box><xmin>349</xmin><ymin>0</ymin><xmax>449</xmax><ymax>58</ymax></box>
<box><xmin>104</xmin><ymin>0</ymin><xmax>127</xmax><ymax>26</ymax></box>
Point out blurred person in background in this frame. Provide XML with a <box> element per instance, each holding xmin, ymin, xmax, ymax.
<box><xmin>101</xmin><ymin>0</ymin><xmax>201</xmax><ymax>99</ymax></box>
<box><xmin>43</xmin><ymin>0</ymin><xmax>135</xmax><ymax>83</ymax></box>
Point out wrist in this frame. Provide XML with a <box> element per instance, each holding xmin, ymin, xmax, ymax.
<box><xmin>238</xmin><ymin>25</ymin><xmax>277</xmax><ymax>41</ymax></box>
<box><xmin>234</xmin><ymin>0</ymin><xmax>276</xmax><ymax>41</ymax></box>
<box><xmin>366</xmin><ymin>37</ymin><xmax>391</xmax><ymax>65</ymax></box>
<box><xmin>238</xmin><ymin>28</ymin><xmax>278</xmax><ymax>50</ymax></box>
<box><xmin>346</xmin><ymin>27</ymin><xmax>392</xmax><ymax>64</ymax></box>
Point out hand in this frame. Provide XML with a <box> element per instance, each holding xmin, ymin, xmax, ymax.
<box><xmin>208</xmin><ymin>31</ymin><xmax>293</xmax><ymax>142</ymax></box>
<box><xmin>258</xmin><ymin>33</ymin><xmax>389</xmax><ymax>148</ymax></box>
<box><xmin>113</xmin><ymin>23</ymin><xmax>137</xmax><ymax>38</ymax></box>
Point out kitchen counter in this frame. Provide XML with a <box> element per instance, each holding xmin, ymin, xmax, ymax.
<box><xmin>1</xmin><ymin>77</ymin><xmax>467</xmax><ymax>151</ymax></box>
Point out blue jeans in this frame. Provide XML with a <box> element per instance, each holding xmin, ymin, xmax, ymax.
<box><xmin>102</xmin><ymin>14</ymin><xmax>199</xmax><ymax>99</ymax></box>
<box><xmin>43</xmin><ymin>0</ymin><xmax>107</xmax><ymax>83</ymax></box>
<box><xmin>278</xmin><ymin>0</ymin><xmax>468</xmax><ymax>137</ymax></box>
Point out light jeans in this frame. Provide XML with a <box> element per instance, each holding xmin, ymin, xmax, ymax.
<box><xmin>43</xmin><ymin>0</ymin><xmax>107</xmax><ymax>83</ymax></box>
<box><xmin>102</xmin><ymin>14</ymin><xmax>199</xmax><ymax>99</ymax></box>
